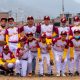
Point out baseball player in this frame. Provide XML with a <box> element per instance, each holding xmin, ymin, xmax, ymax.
<box><xmin>0</xmin><ymin>18</ymin><xmax>7</xmax><ymax>53</ymax></box>
<box><xmin>69</xmin><ymin>29</ymin><xmax>80</xmax><ymax>76</ymax></box>
<box><xmin>0</xmin><ymin>45</ymin><xmax>16</xmax><ymax>75</ymax></box>
<box><xmin>20</xmin><ymin>16</ymin><xmax>38</xmax><ymax>75</ymax></box>
<box><xmin>70</xmin><ymin>16</ymin><xmax>80</xmax><ymax>37</ymax></box>
<box><xmin>36</xmin><ymin>16</ymin><xmax>58</xmax><ymax>41</ymax></box>
<box><xmin>16</xmin><ymin>43</ymin><xmax>32</xmax><ymax>77</ymax></box>
<box><xmin>36</xmin><ymin>16</ymin><xmax>58</xmax><ymax>74</ymax></box>
<box><xmin>26</xmin><ymin>32</ymin><xmax>38</xmax><ymax>75</ymax></box>
<box><xmin>5</xmin><ymin>17</ymin><xmax>22</xmax><ymax>57</ymax></box>
<box><xmin>52</xmin><ymin>31</ymin><xmax>69</xmax><ymax>77</ymax></box>
<box><xmin>21</xmin><ymin>16</ymin><xmax>37</xmax><ymax>37</ymax></box>
<box><xmin>57</xmin><ymin>17</ymin><xmax>74</xmax><ymax>75</ymax></box>
<box><xmin>57</xmin><ymin>17</ymin><xmax>71</xmax><ymax>39</ymax></box>
<box><xmin>38</xmin><ymin>33</ymin><xmax>54</xmax><ymax>76</ymax></box>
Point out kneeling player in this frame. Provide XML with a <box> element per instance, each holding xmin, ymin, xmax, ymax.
<box><xmin>0</xmin><ymin>45</ymin><xmax>16</xmax><ymax>75</ymax></box>
<box><xmin>16</xmin><ymin>43</ymin><xmax>32</xmax><ymax>77</ymax></box>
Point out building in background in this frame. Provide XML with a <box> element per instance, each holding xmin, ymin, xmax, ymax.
<box><xmin>0</xmin><ymin>12</ymin><xmax>9</xmax><ymax>19</ymax></box>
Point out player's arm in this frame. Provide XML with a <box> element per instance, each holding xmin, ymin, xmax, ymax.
<box><xmin>37</xmin><ymin>42</ymin><xmax>42</xmax><ymax>61</ymax></box>
<box><xmin>52</xmin><ymin>26</ymin><xmax>59</xmax><ymax>38</ymax></box>
<box><xmin>0</xmin><ymin>53</ymin><xmax>5</xmax><ymax>65</ymax></box>
<box><xmin>62</xmin><ymin>40</ymin><xmax>69</xmax><ymax>62</ymax></box>
<box><xmin>5</xmin><ymin>29</ymin><xmax>9</xmax><ymax>45</ymax></box>
<box><xmin>6</xmin><ymin>52</ymin><xmax>16</xmax><ymax>63</ymax></box>
<box><xmin>69</xmin><ymin>40</ymin><xmax>74</xmax><ymax>61</ymax></box>
<box><xmin>69</xmin><ymin>26</ymin><xmax>73</xmax><ymax>39</ymax></box>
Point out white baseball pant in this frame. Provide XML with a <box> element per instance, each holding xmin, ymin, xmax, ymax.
<box><xmin>39</xmin><ymin>53</ymin><xmax>51</xmax><ymax>75</ymax></box>
<box><xmin>54</xmin><ymin>50</ymin><xmax>67</xmax><ymax>74</ymax></box>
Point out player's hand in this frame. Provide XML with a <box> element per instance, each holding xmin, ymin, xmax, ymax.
<box><xmin>70</xmin><ymin>57</ymin><xmax>74</xmax><ymax>61</ymax></box>
<box><xmin>4</xmin><ymin>62</ymin><xmax>8</xmax><ymax>67</ymax></box>
<box><xmin>61</xmin><ymin>59</ymin><xmax>64</xmax><ymax>63</ymax></box>
<box><xmin>50</xmin><ymin>60</ymin><xmax>54</xmax><ymax>65</ymax></box>
<box><xmin>2</xmin><ymin>59</ymin><xmax>6</xmax><ymax>62</ymax></box>
<box><xmin>39</xmin><ymin>58</ymin><xmax>42</xmax><ymax>62</ymax></box>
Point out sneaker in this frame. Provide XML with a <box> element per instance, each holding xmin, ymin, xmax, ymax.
<box><xmin>69</xmin><ymin>73</ymin><xmax>73</xmax><ymax>76</ymax></box>
<box><xmin>16</xmin><ymin>73</ymin><xmax>20</xmax><ymax>76</ymax></box>
<box><xmin>51</xmin><ymin>70</ymin><xmax>53</xmax><ymax>76</ymax></box>
<box><xmin>10</xmin><ymin>72</ymin><xmax>14</xmax><ymax>76</ymax></box>
<box><xmin>75</xmin><ymin>71</ymin><xmax>79</xmax><ymax>76</ymax></box>
<box><xmin>56</xmin><ymin>73</ymin><xmax>60</xmax><ymax>77</ymax></box>
<box><xmin>32</xmin><ymin>71</ymin><xmax>35</xmax><ymax>75</ymax></box>
<box><xmin>62</xmin><ymin>73</ymin><xmax>66</xmax><ymax>77</ymax></box>
<box><xmin>39</xmin><ymin>74</ymin><xmax>44</xmax><ymax>77</ymax></box>
<box><xmin>0</xmin><ymin>71</ymin><xmax>5</xmax><ymax>75</ymax></box>
<box><xmin>28</xmin><ymin>73</ymin><xmax>32</xmax><ymax>77</ymax></box>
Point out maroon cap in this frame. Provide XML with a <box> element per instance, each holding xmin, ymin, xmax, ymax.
<box><xmin>73</xmin><ymin>16</ymin><xmax>80</xmax><ymax>22</ymax></box>
<box><xmin>44</xmin><ymin>16</ymin><xmax>50</xmax><ymax>20</ymax></box>
<box><xmin>27</xmin><ymin>16</ymin><xmax>34</xmax><ymax>20</ymax></box>
<box><xmin>74</xmin><ymin>29</ymin><xmax>80</xmax><ymax>33</ymax></box>
<box><xmin>61</xmin><ymin>17</ymin><xmax>66</xmax><ymax>23</ymax></box>
<box><xmin>61</xmin><ymin>31</ymin><xmax>67</xmax><ymax>35</ymax></box>
<box><xmin>8</xmin><ymin>17</ymin><xmax>14</xmax><ymax>22</ymax></box>
<box><xmin>26</xmin><ymin>32</ymin><xmax>33</xmax><ymax>36</ymax></box>
<box><xmin>41</xmin><ymin>33</ymin><xmax>46</xmax><ymax>38</ymax></box>
<box><xmin>3</xmin><ymin>45</ymin><xmax>9</xmax><ymax>50</ymax></box>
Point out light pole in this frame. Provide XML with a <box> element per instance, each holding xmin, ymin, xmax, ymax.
<box><xmin>62</xmin><ymin>0</ymin><xmax>64</xmax><ymax>17</ymax></box>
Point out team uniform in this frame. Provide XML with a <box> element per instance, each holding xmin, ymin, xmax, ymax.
<box><xmin>16</xmin><ymin>45</ymin><xmax>32</xmax><ymax>77</ymax></box>
<box><xmin>36</xmin><ymin>16</ymin><xmax>58</xmax><ymax>43</ymax></box>
<box><xmin>5</xmin><ymin>27</ymin><xmax>22</xmax><ymax>57</ymax></box>
<box><xmin>38</xmin><ymin>40</ymin><xmax>53</xmax><ymax>76</ymax></box>
<box><xmin>27</xmin><ymin>38</ymin><xmax>38</xmax><ymax>74</ymax></box>
<box><xmin>21</xmin><ymin>16</ymin><xmax>37</xmax><ymax>38</ymax></box>
<box><xmin>70</xmin><ymin>16</ymin><xmax>80</xmax><ymax>37</ymax></box>
<box><xmin>0</xmin><ymin>45</ymin><xmax>16</xmax><ymax>75</ymax></box>
<box><xmin>23</xmin><ymin>25</ymin><xmax>36</xmax><ymax>37</ymax></box>
<box><xmin>0</xmin><ymin>26</ymin><xmax>6</xmax><ymax>53</ymax></box>
<box><xmin>57</xmin><ymin>17</ymin><xmax>74</xmax><ymax>75</ymax></box>
<box><xmin>52</xmin><ymin>37</ymin><xmax>69</xmax><ymax>76</ymax></box>
<box><xmin>69</xmin><ymin>31</ymin><xmax>80</xmax><ymax>75</ymax></box>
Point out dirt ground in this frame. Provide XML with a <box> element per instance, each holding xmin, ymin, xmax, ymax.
<box><xmin>0</xmin><ymin>58</ymin><xmax>80</xmax><ymax>80</ymax></box>
<box><xmin>0</xmin><ymin>76</ymin><xmax>80</xmax><ymax>80</ymax></box>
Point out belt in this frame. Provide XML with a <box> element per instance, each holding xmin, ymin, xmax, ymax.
<box><xmin>53</xmin><ymin>48</ymin><xmax>63</xmax><ymax>52</ymax></box>
<box><xmin>31</xmin><ymin>51</ymin><xmax>37</xmax><ymax>53</ymax></box>
<box><xmin>46</xmin><ymin>37</ymin><xmax>52</xmax><ymax>39</ymax></box>
<box><xmin>9</xmin><ymin>41</ymin><xmax>18</xmax><ymax>43</ymax></box>
<box><xmin>75</xmin><ymin>50</ymin><xmax>80</xmax><ymax>52</ymax></box>
<box><xmin>21</xmin><ymin>58</ymin><xmax>28</xmax><ymax>60</ymax></box>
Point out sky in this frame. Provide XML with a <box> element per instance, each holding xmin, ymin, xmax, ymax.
<box><xmin>0</xmin><ymin>0</ymin><xmax>80</xmax><ymax>21</ymax></box>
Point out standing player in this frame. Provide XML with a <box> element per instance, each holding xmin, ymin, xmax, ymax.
<box><xmin>6</xmin><ymin>17</ymin><xmax>22</xmax><ymax>57</ymax></box>
<box><xmin>36</xmin><ymin>16</ymin><xmax>58</xmax><ymax>74</ymax></box>
<box><xmin>21</xmin><ymin>16</ymin><xmax>37</xmax><ymax>75</ymax></box>
<box><xmin>70</xmin><ymin>16</ymin><xmax>80</xmax><ymax>37</ymax></box>
<box><xmin>69</xmin><ymin>29</ymin><xmax>80</xmax><ymax>76</ymax></box>
<box><xmin>36</xmin><ymin>16</ymin><xmax>58</xmax><ymax>41</ymax></box>
<box><xmin>22</xmin><ymin>16</ymin><xmax>36</xmax><ymax>37</ymax></box>
<box><xmin>52</xmin><ymin>31</ymin><xmax>69</xmax><ymax>76</ymax></box>
<box><xmin>38</xmin><ymin>33</ymin><xmax>54</xmax><ymax>76</ymax></box>
<box><xmin>58</xmin><ymin>17</ymin><xmax>70</xmax><ymax>39</ymax></box>
<box><xmin>57</xmin><ymin>17</ymin><xmax>74</xmax><ymax>75</ymax></box>
<box><xmin>0</xmin><ymin>18</ymin><xmax>7</xmax><ymax>53</ymax></box>
<box><xmin>26</xmin><ymin>32</ymin><xmax>38</xmax><ymax>75</ymax></box>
